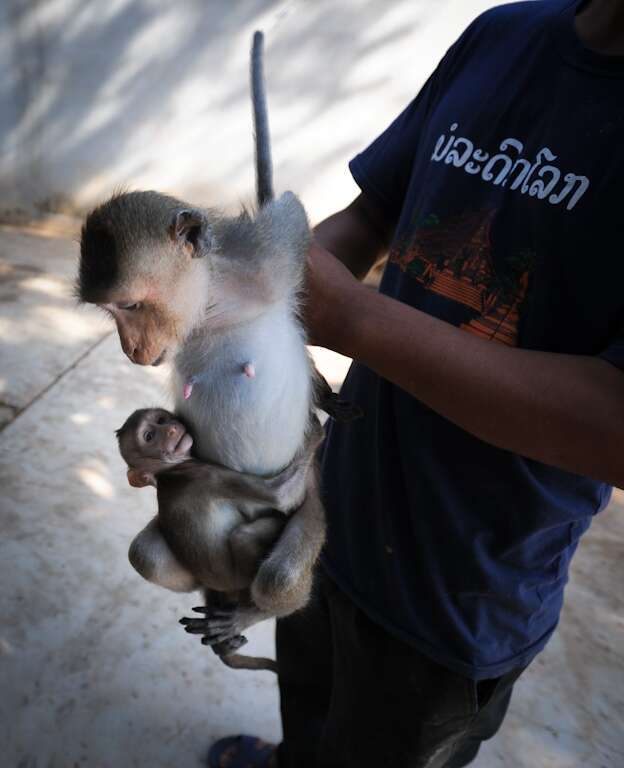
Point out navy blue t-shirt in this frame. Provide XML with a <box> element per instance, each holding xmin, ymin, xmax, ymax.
<box><xmin>320</xmin><ymin>0</ymin><xmax>624</xmax><ymax>681</ymax></box>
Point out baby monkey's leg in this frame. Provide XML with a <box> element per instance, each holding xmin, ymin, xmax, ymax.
<box><xmin>251</xmin><ymin>473</ymin><xmax>326</xmax><ymax>616</ymax></box>
<box><xmin>205</xmin><ymin>464</ymin><xmax>302</xmax><ymax>513</ymax></box>
<box><xmin>229</xmin><ymin>515</ymin><xmax>286</xmax><ymax>583</ymax></box>
<box><xmin>180</xmin><ymin>490</ymin><xmax>323</xmax><ymax>646</ymax></box>
<box><xmin>205</xmin><ymin>414</ymin><xmax>325</xmax><ymax>513</ymax></box>
<box><xmin>180</xmin><ymin>517</ymin><xmax>282</xmax><ymax>648</ymax></box>
<box><xmin>180</xmin><ymin>418</ymin><xmax>325</xmax><ymax>645</ymax></box>
<box><xmin>129</xmin><ymin>518</ymin><xmax>197</xmax><ymax>592</ymax></box>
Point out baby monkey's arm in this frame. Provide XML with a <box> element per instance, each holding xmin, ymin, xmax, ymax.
<box><xmin>205</xmin><ymin>416</ymin><xmax>324</xmax><ymax>513</ymax></box>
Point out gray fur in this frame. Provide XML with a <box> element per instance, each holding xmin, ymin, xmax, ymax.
<box><xmin>78</xmin><ymin>190</ymin><xmax>217</xmax><ymax>302</ymax></box>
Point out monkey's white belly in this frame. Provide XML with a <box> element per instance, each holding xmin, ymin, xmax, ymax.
<box><xmin>173</xmin><ymin>303</ymin><xmax>311</xmax><ymax>476</ymax></box>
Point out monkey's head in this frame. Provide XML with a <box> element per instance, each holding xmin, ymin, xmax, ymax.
<box><xmin>78</xmin><ymin>191</ymin><xmax>213</xmax><ymax>367</ymax></box>
<box><xmin>116</xmin><ymin>407</ymin><xmax>194</xmax><ymax>487</ymax></box>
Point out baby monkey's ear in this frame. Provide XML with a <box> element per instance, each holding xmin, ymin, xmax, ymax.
<box><xmin>127</xmin><ymin>469</ymin><xmax>155</xmax><ymax>488</ymax></box>
<box><xmin>170</xmin><ymin>209</ymin><xmax>212</xmax><ymax>257</ymax></box>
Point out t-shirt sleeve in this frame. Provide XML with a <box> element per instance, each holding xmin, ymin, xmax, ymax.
<box><xmin>348</xmin><ymin>70</ymin><xmax>440</xmax><ymax>219</ymax></box>
<box><xmin>348</xmin><ymin>20</ymin><xmax>478</xmax><ymax>220</ymax></box>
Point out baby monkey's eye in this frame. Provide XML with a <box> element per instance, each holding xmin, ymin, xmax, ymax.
<box><xmin>119</xmin><ymin>302</ymin><xmax>142</xmax><ymax>311</ymax></box>
<box><xmin>144</xmin><ymin>431</ymin><xmax>154</xmax><ymax>442</ymax></box>
<box><xmin>157</xmin><ymin>416</ymin><xmax>166</xmax><ymax>424</ymax></box>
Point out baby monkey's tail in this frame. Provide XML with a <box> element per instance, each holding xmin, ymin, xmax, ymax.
<box><xmin>220</xmin><ymin>652</ymin><xmax>278</xmax><ymax>673</ymax></box>
<box><xmin>251</xmin><ymin>30</ymin><xmax>274</xmax><ymax>207</ymax></box>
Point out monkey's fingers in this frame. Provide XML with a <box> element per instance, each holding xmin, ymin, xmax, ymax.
<box><xmin>181</xmin><ymin>616</ymin><xmax>238</xmax><ymax>635</ymax></box>
<box><xmin>191</xmin><ymin>605</ymin><xmax>237</xmax><ymax>615</ymax></box>
<box><xmin>181</xmin><ymin>613</ymin><xmax>235</xmax><ymax>625</ymax></box>
<box><xmin>183</xmin><ymin>621</ymin><xmax>234</xmax><ymax>643</ymax></box>
<box><xmin>179</xmin><ymin>617</ymin><xmax>211</xmax><ymax>632</ymax></box>
<box><xmin>185</xmin><ymin>619</ymin><xmax>237</xmax><ymax>635</ymax></box>
<box><xmin>201</xmin><ymin>609</ymin><xmax>238</xmax><ymax>619</ymax></box>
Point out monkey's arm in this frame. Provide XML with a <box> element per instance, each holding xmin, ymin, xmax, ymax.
<box><xmin>251</xmin><ymin>471</ymin><xmax>325</xmax><ymax>617</ymax></box>
<box><xmin>129</xmin><ymin>518</ymin><xmax>197</xmax><ymax>593</ymax></box>
<box><xmin>197</xmin><ymin>416</ymin><xmax>324</xmax><ymax>512</ymax></box>
<box><xmin>194</xmin><ymin>462</ymin><xmax>303</xmax><ymax>513</ymax></box>
<box><xmin>198</xmin><ymin>463</ymin><xmax>299</xmax><ymax>510</ymax></box>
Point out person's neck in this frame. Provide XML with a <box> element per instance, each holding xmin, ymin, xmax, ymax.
<box><xmin>575</xmin><ymin>0</ymin><xmax>624</xmax><ymax>56</ymax></box>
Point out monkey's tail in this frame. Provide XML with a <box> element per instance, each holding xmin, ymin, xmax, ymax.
<box><xmin>251</xmin><ymin>30</ymin><xmax>274</xmax><ymax>207</ymax></box>
<box><xmin>221</xmin><ymin>652</ymin><xmax>278</xmax><ymax>673</ymax></box>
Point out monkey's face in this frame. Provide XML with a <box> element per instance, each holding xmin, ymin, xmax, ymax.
<box><xmin>79</xmin><ymin>191</ymin><xmax>213</xmax><ymax>367</ymax></box>
<box><xmin>121</xmin><ymin>408</ymin><xmax>194</xmax><ymax>467</ymax></box>
<box><xmin>101</xmin><ymin>269</ymin><xmax>205</xmax><ymax>367</ymax></box>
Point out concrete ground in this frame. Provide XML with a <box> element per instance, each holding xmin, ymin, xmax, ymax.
<box><xmin>1</xmin><ymin>222</ymin><xmax>623</xmax><ymax>768</ymax></box>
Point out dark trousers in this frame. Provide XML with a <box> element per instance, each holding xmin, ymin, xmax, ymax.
<box><xmin>276</xmin><ymin>569</ymin><xmax>525</xmax><ymax>768</ymax></box>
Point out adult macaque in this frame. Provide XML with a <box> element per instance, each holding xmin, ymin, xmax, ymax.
<box><xmin>78</xmin><ymin>33</ymin><xmax>358</xmax><ymax>662</ymax></box>
<box><xmin>116</xmin><ymin>407</ymin><xmax>322</xmax><ymax>672</ymax></box>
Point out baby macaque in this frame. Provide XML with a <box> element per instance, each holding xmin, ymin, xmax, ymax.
<box><xmin>116</xmin><ymin>407</ymin><xmax>322</xmax><ymax>672</ymax></box>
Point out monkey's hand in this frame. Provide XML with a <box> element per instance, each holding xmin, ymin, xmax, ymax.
<box><xmin>180</xmin><ymin>605</ymin><xmax>267</xmax><ymax>647</ymax></box>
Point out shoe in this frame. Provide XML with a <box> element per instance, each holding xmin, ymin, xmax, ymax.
<box><xmin>208</xmin><ymin>735</ymin><xmax>277</xmax><ymax>767</ymax></box>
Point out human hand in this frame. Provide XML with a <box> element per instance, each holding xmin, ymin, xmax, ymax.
<box><xmin>303</xmin><ymin>241</ymin><xmax>365</xmax><ymax>352</ymax></box>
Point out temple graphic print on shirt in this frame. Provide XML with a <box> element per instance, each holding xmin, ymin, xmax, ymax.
<box><xmin>390</xmin><ymin>210</ymin><xmax>535</xmax><ymax>347</ymax></box>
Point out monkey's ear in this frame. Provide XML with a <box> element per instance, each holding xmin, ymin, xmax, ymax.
<box><xmin>170</xmin><ymin>209</ymin><xmax>212</xmax><ymax>257</ymax></box>
<box><xmin>127</xmin><ymin>469</ymin><xmax>155</xmax><ymax>488</ymax></box>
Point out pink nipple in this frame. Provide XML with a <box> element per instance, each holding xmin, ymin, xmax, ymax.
<box><xmin>183</xmin><ymin>381</ymin><xmax>194</xmax><ymax>400</ymax></box>
<box><xmin>243</xmin><ymin>362</ymin><xmax>256</xmax><ymax>379</ymax></box>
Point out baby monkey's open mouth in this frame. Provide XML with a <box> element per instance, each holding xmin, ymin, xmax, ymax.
<box><xmin>173</xmin><ymin>430</ymin><xmax>193</xmax><ymax>455</ymax></box>
<box><xmin>174</xmin><ymin>430</ymin><xmax>186</xmax><ymax>450</ymax></box>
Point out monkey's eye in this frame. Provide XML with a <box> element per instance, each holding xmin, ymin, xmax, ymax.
<box><xmin>157</xmin><ymin>416</ymin><xmax>166</xmax><ymax>425</ymax></box>
<box><xmin>144</xmin><ymin>431</ymin><xmax>154</xmax><ymax>442</ymax></box>
<box><xmin>119</xmin><ymin>302</ymin><xmax>142</xmax><ymax>311</ymax></box>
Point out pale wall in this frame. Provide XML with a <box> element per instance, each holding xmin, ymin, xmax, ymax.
<box><xmin>0</xmin><ymin>0</ymin><xmax>512</xmax><ymax>223</ymax></box>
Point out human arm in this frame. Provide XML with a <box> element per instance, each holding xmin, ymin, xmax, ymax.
<box><xmin>306</xmin><ymin>198</ymin><xmax>624</xmax><ymax>488</ymax></box>
<box><xmin>313</xmin><ymin>193</ymin><xmax>392</xmax><ymax>280</ymax></box>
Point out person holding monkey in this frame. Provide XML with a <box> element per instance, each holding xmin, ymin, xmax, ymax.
<box><xmin>209</xmin><ymin>1</ymin><xmax>624</xmax><ymax>766</ymax></box>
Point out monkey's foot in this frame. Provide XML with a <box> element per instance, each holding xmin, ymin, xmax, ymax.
<box><xmin>180</xmin><ymin>605</ymin><xmax>263</xmax><ymax>646</ymax></box>
<box><xmin>211</xmin><ymin>635</ymin><xmax>247</xmax><ymax>656</ymax></box>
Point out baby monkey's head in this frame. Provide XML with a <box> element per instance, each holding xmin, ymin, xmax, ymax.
<box><xmin>116</xmin><ymin>407</ymin><xmax>193</xmax><ymax>487</ymax></box>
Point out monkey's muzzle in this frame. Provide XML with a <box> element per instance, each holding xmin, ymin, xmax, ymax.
<box><xmin>151</xmin><ymin>349</ymin><xmax>167</xmax><ymax>367</ymax></box>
